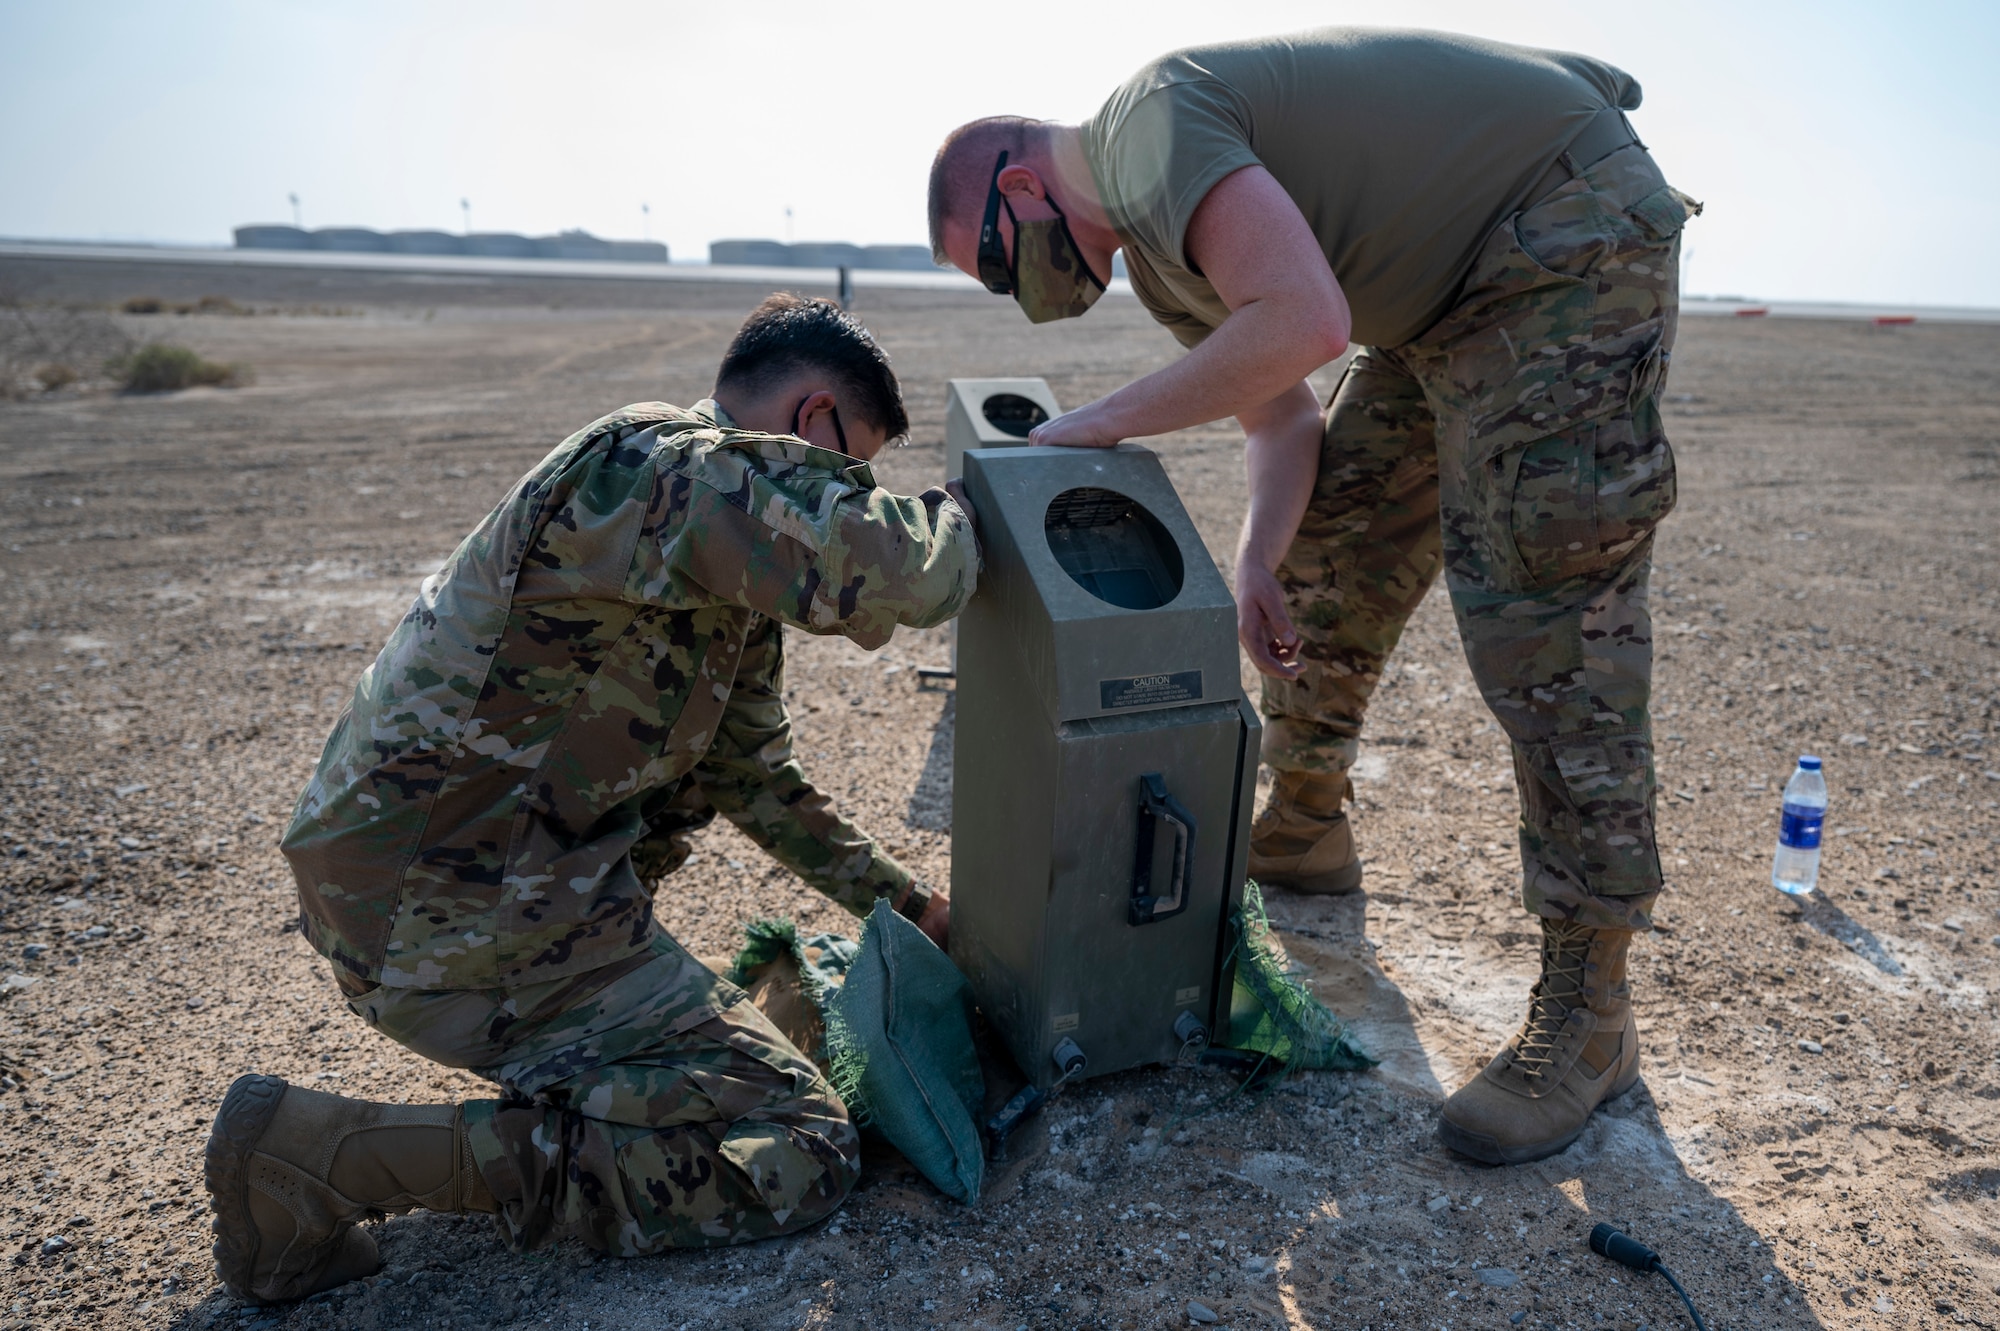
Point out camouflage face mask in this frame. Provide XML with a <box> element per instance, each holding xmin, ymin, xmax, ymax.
<box><xmin>1007</xmin><ymin>209</ymin><xmax>1105</xmax><ymax>324</ymax></box>
<box><xmin>977</xmin><ymin>150</ymin><xmax>1106</xmax><ymax>325</ymax></box>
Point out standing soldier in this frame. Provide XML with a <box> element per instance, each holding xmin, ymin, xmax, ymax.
<box><xmin>927</xmin><ymin>27</ymin><xmax>1697</xmax><ymax>1163</ymax></box>
<box><xmin>205</xmin><ymin>295</ymin><xmax>978</xmax><ymax>1302</ymax></box>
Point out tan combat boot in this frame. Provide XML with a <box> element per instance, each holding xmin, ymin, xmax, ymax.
<box><xmin>1247</xmin><ymin>770</ymin><xmax>1363</xmax><ymax>894</ymax></box>
<box><xmin>204</xmin><ymin>1074</ymin><xmax>497</xmax><ymax>1304</ymax></box>
<box><xmin>1438</xmin><ymin>921</ymin><xmax>1641</xmax><ymax>1165</ymax></box>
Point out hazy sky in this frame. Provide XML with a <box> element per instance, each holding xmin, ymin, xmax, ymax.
<box><xmin>3</xmin><ymin>0</ymin><xmax>1995</xmax><ymax>306</ymax></box>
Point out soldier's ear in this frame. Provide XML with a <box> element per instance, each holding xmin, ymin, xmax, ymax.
<box><xmin>789</xmin><ymin>390</ymin><xmax>843</xmax><ymax>449</ymax></box>
<box><xmin>792</xmin><ymin>390</ymin><xmax>838</xmax><ymax>429</ymax></box>
<box><xmin>996</xmin><ymin>163</ymin><xmax>1047</xmax><ymax>202</ymax></box>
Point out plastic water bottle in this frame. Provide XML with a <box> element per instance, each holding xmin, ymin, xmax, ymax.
<box><xmin>1771</xmin><ymin>755</ymin><xmax>1827</xmax><ymax>895</ymax></box>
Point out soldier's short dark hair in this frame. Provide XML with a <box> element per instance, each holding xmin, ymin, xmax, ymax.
<box><xmin>714</xmin><ymin>293</ymin><xmax>909</xmax><ymax>440</ymax></box>
<box><xmin>927</xmin><ymin>116</ymin><xmax>1044</xmax><ymax>266</ymax></box>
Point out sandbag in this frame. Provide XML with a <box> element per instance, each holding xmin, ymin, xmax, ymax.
<box><xmin>1223</xmin><ymin>880</ymin><xmax>1374</xmax><ymax>1071</ymax></box>
<box><xmin>824</xmin><ymin>899</ymin><xmax>985</xmax><ymax>1203</ymax></box>
<box><xmin>722</xmin><ymin>922</ymin><xmax>857</xmax><ymax>1064</ymax></box>
<box><xmin>724</xmin><ymin>906</ymin><xmax>986</xmax><ymax>1204</ymax></box>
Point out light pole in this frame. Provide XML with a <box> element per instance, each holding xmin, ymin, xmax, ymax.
<box><xmin>641</xmin><ymin>202</ymin><xmax>650</xmax><ymax>240</ymax></box>
<box><xmin>461</xmin><ymin>198</ymin><xmax>471</xmax><ymax>235</ymax></box>
<box><xmin>289</xmin><ymin>193</ymin><xmax>301</xmax><ymax>228</ymax></box>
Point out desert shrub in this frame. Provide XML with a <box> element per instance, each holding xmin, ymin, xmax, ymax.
<box><xmin>121</xmin><ymin>296</ymin><xmax>164</xmax><ymax>314</ymax></box>
<box><xmin>191</xmin><ymin>294</ymin><xmax>245</xmax><ymax>315</ymax></box>
<box><xmin>1</xmin><ymin>288</ymin><xmax>135</xmax><ymax>398</ymax></box>
<box><xmin>114</xmin><ymin>343</ymin><xmax>244</xmax><ymax>393</ymax></box>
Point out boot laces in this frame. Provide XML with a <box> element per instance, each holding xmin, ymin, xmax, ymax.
<box><xmin>1511</xmin><ymin>923</ymin><xmax>1593</xmax><ymax>1080</ymax></box>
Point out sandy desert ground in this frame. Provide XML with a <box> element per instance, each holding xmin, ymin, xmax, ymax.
<box><xmin>0</xmin><ymin>254</ymin><xmax>1997</xmax><ymax>1331</ymax></box>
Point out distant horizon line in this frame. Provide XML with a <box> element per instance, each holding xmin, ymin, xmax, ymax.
<box><xmin>2</xmin><ymin>235</ymin><xmax>1996</xmax><ymax>322</ymax></box>
<box><xmin>0</xmin><ymin>230</ymin><xmax>939</xmax><ymax>256</ymax></box>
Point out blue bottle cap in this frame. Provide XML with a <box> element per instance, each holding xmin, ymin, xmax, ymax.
<box><xmin>1798</xmin><ymin>755</ymin><xmax>1822</xmax><ymax>771</ymax></box>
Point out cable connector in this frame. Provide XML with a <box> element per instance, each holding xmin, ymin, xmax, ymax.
<box><xmin>1589</xmin><ymin>1222</ymin><xmax>1660</xmax><ymax>1272</ymax></box>
<box><xmin>1586</xmin><ymin>1224</ymin><xmax>1707</xmax><ymax>1331</ymax></box>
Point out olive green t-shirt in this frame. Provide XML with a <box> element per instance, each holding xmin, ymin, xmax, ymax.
<box><xmin>1081</xmin><ymin>28</ymin><xmax>1642</xmax><ymax>350</ymax></box>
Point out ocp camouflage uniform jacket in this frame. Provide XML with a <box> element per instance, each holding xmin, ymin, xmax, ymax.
<box><xmin>281</xmin><ymin>400</ymin><xmax>976</xmax><ymax>991</ymax></box>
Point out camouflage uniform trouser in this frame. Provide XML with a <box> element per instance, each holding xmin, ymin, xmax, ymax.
<box><xmin>345</xmin><ymin>929</ymin><xmax>858</xmax><ymax>1255</ymax></box>
<box><xmin>1261</xmin><ymin>144</ymin><xmax>1697</xmax><ymax>931</ymax></box>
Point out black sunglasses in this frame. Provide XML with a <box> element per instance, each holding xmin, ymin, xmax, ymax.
<box><xmin>976</xmin><ymin>150</ymin><xmax>1015</xmax><ymax>296</ymax></box>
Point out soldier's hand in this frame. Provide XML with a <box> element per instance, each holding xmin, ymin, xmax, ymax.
<box><xmin>1029</xmin><ymin>403</ymin><xmax>1122</xmax><ymax>448</ymax></box>
<box><xmin>915</xmin><ymin>890</ymin><xmax>950</xmax><ymax>951</ymax></box>
<box><xmin>1236</xmin><ymin>563</ymin><xmax>1303</xmax><ymax>679</ymax></box>
<box><xmin>943</xmin><ymin>479</ymin><xmax>978</xmax><ymax>535</ymax></box>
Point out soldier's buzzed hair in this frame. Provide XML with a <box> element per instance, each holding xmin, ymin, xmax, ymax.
<box><xmin>715</xmin><ymin>293</ymin><xmax>910</xmax><ymax>440</ymax></box>
<box><xmin>927</xmin><ymin>116</ymin><xmax>1045</xmax><ymax>265</ymax></box>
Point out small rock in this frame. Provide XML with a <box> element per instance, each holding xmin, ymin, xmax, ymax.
<box><xmin>1187</xmin><ymin>1300</ymin><xmax>1220</xmax><ymax>1325</ymax></box>
<box><xmin>1510</xmin><ymin>1313</ymin><xmax>1528</xmax><ymax>1326</ymax></box>
<box><xmin>21</xmin><ymin>945</ymin><xmax>46</xmax><ymax>961</ymax></box>
<box><xmin>39</xmin><ymin>1236</ymin><xmax>69</xmax><ymax>1257</ymax></box>
<box><xmin>1477</xmin><ymin>1267</ymin><xmax>1520</xmax><ymax>1288</ymax></box>
<box><xmin>1241</xmin><ymin>1254</ymin><xmax>1275</xmax><ymax>1275</ymax></box>
<box><xmin>1426</xmin><ymin>1194</ymin><xmax>1450</xmax><ymax>1212</ymax></box>
<box><xmin>185</xmin><ymin>997</ymin><xmax>206</xmax><ymax>1011</ymax></box>
<box><xmin>1798</xmin><ymin>1040</ymin><xmax>1824</xmax><ymax>1055</ymax></box>
<box><xmin>1</xmin><ymin>974</ymin><xmax>38</xmax><ymax>994</ymax></box>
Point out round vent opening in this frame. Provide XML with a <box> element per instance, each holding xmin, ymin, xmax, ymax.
<box><xmin>982</xmin><ymin>393</ymin><xmax>1049</xmax><ymax>438</ymax></box>
<box><xmin>1043</xmin><ymin>487</ymin><xmax>1184</xmax><ymax>610</ymax></box>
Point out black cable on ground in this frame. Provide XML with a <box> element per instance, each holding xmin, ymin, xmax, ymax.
<box><xmin>1588</xmin><ymin>1223</ymin><xmax>1708</xmax><ymax>1331</ymax></box>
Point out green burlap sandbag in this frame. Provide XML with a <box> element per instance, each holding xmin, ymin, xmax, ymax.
<box><xmin>725</xmin><ymin>901</ymin><xmax>985</xmax><ymax>1204</ymax></box>
<box><xmin>722</xmin><ymin>919</ymin><xmax>858</xmax><ymax>1063</ymax></box>
<box><xmin>825</xmin><ymin>899</ymin><xmax>985</xmax><ymax>1203</ymax></box>
<box><xmin>1223</xmin><ymin>880</ymin><xmax>1375</xmax><ymax>1071</ymax></box>
<box><xmin>722</xmin><ymin>881</ymin><xmax>1358</xmax><ymax>1200</ymax></box>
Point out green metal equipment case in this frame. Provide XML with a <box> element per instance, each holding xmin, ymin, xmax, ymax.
<box><xmin>951</xmin><ymin>444</ymin><xmax>1259</xmax><ymax>1089</ymax></box>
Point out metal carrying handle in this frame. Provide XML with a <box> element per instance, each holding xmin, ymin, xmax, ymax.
<box><xmin>1130</xmin><ymin>772</ymin><xmax>1196</xmax><ymax>925</ymax></box>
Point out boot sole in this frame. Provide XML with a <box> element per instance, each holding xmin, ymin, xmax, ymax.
<box><xmin>1250</xmin><ymin>860</ymin><xmax>1364</xmax><ymax>896</ymax></box>
<box><xmin>205</xmin><ymin>1073</ymin><xmax>289</xmax><ymax>1304</ymax></box>
<box><xmin>1437</xmin><ymin>1057</ymin><xmax>1643</xmax><ymax>1166</ymax></box>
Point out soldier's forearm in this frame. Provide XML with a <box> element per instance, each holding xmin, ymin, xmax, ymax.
<box><xmin>1237</xmin><ymin>379</ymin><xmax>1325</xmax><ymax>574</ymax></box>
<box><xmin>699</xmin><ymin>763</ymin><xmax>912</xmax><ymax>914</ymax></box>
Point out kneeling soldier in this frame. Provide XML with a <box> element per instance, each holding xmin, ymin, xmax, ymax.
<box><xmin>205</xmin><ymin>295</ymin><xmax>977</xmax><ymax>1303</ymax></box>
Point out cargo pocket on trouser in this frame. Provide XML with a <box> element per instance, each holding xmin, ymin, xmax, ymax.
<box><xmin>1516</xmin><ymin>729</ymin><xmax>1661</xmax><ymax>931</ymax></box>
<box><xmin>1502</xmin><ymin>394</ymin><xmax>1677</xmax><ymax>592</ymax></box>
<box><xmin>470</xmin><ymin>1016</ymin><xmax>857</xmax><ymax>1255</ymax></box>
<box><xmin>609</xmin><ymin>1006</ymin><xmax>856</xmax><ymax>1254</ymax></box>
